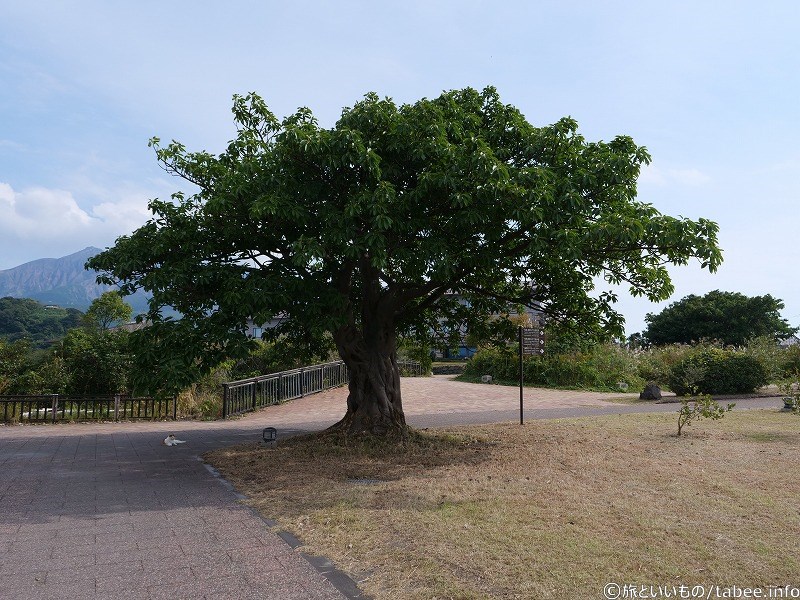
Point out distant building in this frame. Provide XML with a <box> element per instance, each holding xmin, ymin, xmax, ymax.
<box><xmin>246</xmin><ymin>314</ymin><xmax>286</xmax><ymax>339</ymax></box>
<box><xmin>112</xmin><ymin>320</ymin><xmax>151</xmax><ymax>333</ymax></box>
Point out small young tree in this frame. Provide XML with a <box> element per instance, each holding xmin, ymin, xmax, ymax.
<box><xmin>677</xmin><ymin>396</ymin><xmax>735</xmax><ymax>436</ymax></box>
<box><xmin>672</xmin><ymin>357</ymin><xmax>735</xmax><ymax>435</ymax></box>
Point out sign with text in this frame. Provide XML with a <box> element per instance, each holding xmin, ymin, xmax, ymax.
<box><xmin>520</xmin><ymin>325</ymin><xmax>545</xmax><ymax>356</ymax></box>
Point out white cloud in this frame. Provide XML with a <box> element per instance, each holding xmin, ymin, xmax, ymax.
<box><xmin>92</xmin><ymin>193</ymin><xmax>152</xmax><ymax>233</ymax></box>
<box><xmin>639</xmin><ymin>164</ymin><xmax>711</xmax><ymax>187</ymax></box>
<box><xmin>0</xmin><ymin>182</ymin><xmax>94</xmax><ymax>235</ymax></box>
<box><xmin>0</xmin><ymin>181</ymin><xmax>152</xmax><ymax>268</ymax></box>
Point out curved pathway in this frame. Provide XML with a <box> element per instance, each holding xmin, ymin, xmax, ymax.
<box><xmin>0</xmin><ymin>376</ymin><xmax>785</xmax><ymax>599</ymax></box>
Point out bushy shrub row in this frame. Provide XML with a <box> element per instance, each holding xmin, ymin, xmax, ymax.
<box><xmin>463</xmin><ymin>344</ymin><xmax>642</xmax><ymax>391</ymax></box>
<box><xmin>465</xmin><ymin>336</ymin><xmax>793</xmax><ymax>396</ymax></box>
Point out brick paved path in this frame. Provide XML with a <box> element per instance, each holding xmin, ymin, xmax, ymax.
<box><xmin>0</xmin><ymin>424</ymin><xmax>349</xmax><ymax>600</ymax></box>
<box><xmin>0</xmin><ymin>376</ymin><xmax>783</xmax><ymax>599</ymax></box>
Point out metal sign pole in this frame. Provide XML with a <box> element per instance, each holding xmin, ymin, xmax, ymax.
<box><xmin>519</xmin><ymin>326</ymin><xmax>524</xmax><ymax>425</ymax></box>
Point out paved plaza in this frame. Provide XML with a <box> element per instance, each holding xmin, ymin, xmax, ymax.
<box><xmin>0</xmin><ymin>376</ymin><xmax>783</xmax><ymax>599</ymax></box>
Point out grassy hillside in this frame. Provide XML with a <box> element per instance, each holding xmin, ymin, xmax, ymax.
<box><xmin>0</xmin><ymin>297</ymin><xmax>83</xmax><ymax>347</ymax></box>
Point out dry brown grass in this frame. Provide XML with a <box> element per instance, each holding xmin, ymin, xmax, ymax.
<box><xmin>205</xmin><ymin>411</ymin><xmax>800</xmax><ymax>599</ymax></box>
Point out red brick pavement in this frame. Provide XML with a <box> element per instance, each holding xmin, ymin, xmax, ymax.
<box><xmin>218</xmin><ymin>374</ymin><xmax>637</xmax><ymax>430</ymax></box>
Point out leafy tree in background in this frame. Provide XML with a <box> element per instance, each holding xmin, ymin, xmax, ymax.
<box><xmin>83</xmin><ymin>291</ymin><xmax>133</xmax><ymax>332</ymax></box>
<box><xmin>643</xmin><ymin>290</ymin><xmax>797</xmax><ymax>346</ymax></box>
<box><xmin>88</xmin><ymin>87</ymin><xmax>722</xmax><ymax>436</ymax></box>
<box><xmin>58</xmin><ymin>328</ymin><xmax>131</xmax><ymax>394</ymax></box>
<box><xmin>0</xmin><ymin>338</ymin><xmax>30</xmax><ymax>394</ymax></box>
<box><xmin>57</xmin><ymin>292</ymin><xmax>135</xmax><ymax>393</ymax></box>
<box><xmin>0</xmin><ymin>294</ymin><xmax>135</xmax><ymax>395</ymax></box>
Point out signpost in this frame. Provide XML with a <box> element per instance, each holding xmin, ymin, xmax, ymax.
<box><xmin>518</xmin><ymin>318</ymin><xmax>545</xmax><ymax>424</ymax></box>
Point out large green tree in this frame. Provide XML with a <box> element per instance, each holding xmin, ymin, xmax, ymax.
<box><xmin>643</xmin><ymin>290</ymin><xmax>797</xmax><ymax>346</ymax></box>
<box><xmin>88</xmin><ymin>87</ymin><xmax>722</xmax><ymax>435</ymax></box>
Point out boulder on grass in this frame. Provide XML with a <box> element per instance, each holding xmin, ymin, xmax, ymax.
<box><xmin>639</xmin><ymin>383</ymin><xmax>662</xmax><ymax>400</ymax></box>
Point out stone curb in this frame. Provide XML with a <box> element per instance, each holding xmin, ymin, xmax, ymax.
<box><xmin>200</xmin><ymin>454</ymin><xmax>369</xmax><ymax>599</ymax></box>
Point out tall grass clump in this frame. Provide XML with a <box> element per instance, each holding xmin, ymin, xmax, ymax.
<box><xmin>635</xmin><ymin>343</ymin><xmax>695</xmax><ymax>387</ymax></box>
<box><xmin>176</xmin><ymin>360</ymin><xmax>233</xmax><ymax>419</ymax></box>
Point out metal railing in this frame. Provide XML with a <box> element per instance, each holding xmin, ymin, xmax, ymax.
<box><xmin>1</xmin><ymin>360</ymin><xmax>425</xmax><ymax>423</ymax></box>
<box><xmin>221</xmin><ymin>360</ymin><xmax>349</xmax><ymax>418</ymax></box>
<box><xmin>397</xmin><ymin>360</ymin><xmax>425</xmax><ymax>377</ymax></box>
<box><xmin>0</xmin><ymin>394</ymin><xmax>176</xmax><ymax>424</ymax></box>
<box><xmin>221</xmin><ymin>359</ymin><xmax>424</xmax><ymax>419</ymax></box>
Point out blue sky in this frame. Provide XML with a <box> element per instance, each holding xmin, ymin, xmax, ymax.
<box><xmin>1</xmin><ymin>1</ymin><xmax>798</xmax><ymax>334</ymax></box>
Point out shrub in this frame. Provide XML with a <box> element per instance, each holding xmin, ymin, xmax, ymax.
<box><xmin>397</xmin><ymin>339</ymin><xmax>433</xmax><ymax>375</ymax></box>
<box><xmin>741</xmin><ymin>335</ymin><xmax>787</xmax><ymax>383</ymax></box>
<box><xmin>464</xmin><ymin>347</ymin><xmax>517</xmax><ymax>381</ymax></box>
<box><xmin>781</xmin><ymin>345</ymin><xmax>800</xmax><ymax>378</ymax></box>
<box><xmin>539</xmin><ymin>353</ymin><xmax>603</xmax><ymax>388</ymax></box>
<box><xmin>668</xmin><ymin>348</ymin><xmax>767</xmax><ymax>396</ymax></box>
<box><xmin>464</xmin><ymin>344</ymin><xmax>643</xmax><ymax>391</ymax></box>
<box><xmin>176</xmin><ymin>361</ymin><xmax>233</xmax><ymax>419</ymax></box>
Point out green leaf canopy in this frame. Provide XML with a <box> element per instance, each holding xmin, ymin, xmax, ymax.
<box><xmin>644</xmin><ymin>290</ymin><xmax>796</xmax><ymax>346</ymax></box>
<box><xmin>88</xmin><ymin>87</ymin><xmax>722</xmax><ymax>396</ymax></box>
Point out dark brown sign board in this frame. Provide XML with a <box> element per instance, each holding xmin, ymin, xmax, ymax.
<box><xmin>519</xmin><ymin>321</ymin><xmax>546</xmax><ymax>424</ymax></box>
<box><xmin>521</xmin><ymin>326</ymin><xmax>545</xmax><ymax>356</ymax></box>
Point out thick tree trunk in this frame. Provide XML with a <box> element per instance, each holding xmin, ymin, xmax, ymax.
<box><xmin>331</xmin><ymin>323</ymin><xmax>407</xmax><ymax>436</ymax></box>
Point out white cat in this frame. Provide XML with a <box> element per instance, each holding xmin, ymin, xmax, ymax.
<box><xmin>163</xmin><ymin>434</ymin><xmax>187</xmax><ymax>446</ymax></box>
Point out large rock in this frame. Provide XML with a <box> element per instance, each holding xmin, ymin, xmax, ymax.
<box><xmin>639</xmin><ymin>383</ymin><xmax>662</xmax><ymax>400</ymax></box>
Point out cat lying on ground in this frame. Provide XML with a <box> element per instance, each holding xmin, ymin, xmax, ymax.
<box><xmin>163</xmin><ymin>434</ymin><xmax>187</xmax><ymax>446</ymax></box>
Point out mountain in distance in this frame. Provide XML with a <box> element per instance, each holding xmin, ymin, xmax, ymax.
<box><xmin>0</xmin><ymin>247</ymin><xmax>150</xmax><ymax>315</ymax></box>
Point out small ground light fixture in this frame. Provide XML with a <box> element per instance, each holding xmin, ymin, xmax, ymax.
<box><xmin>262</xmin><ymin>427</ymin><xmax>278</xmax><ymax>448</ymax></box>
